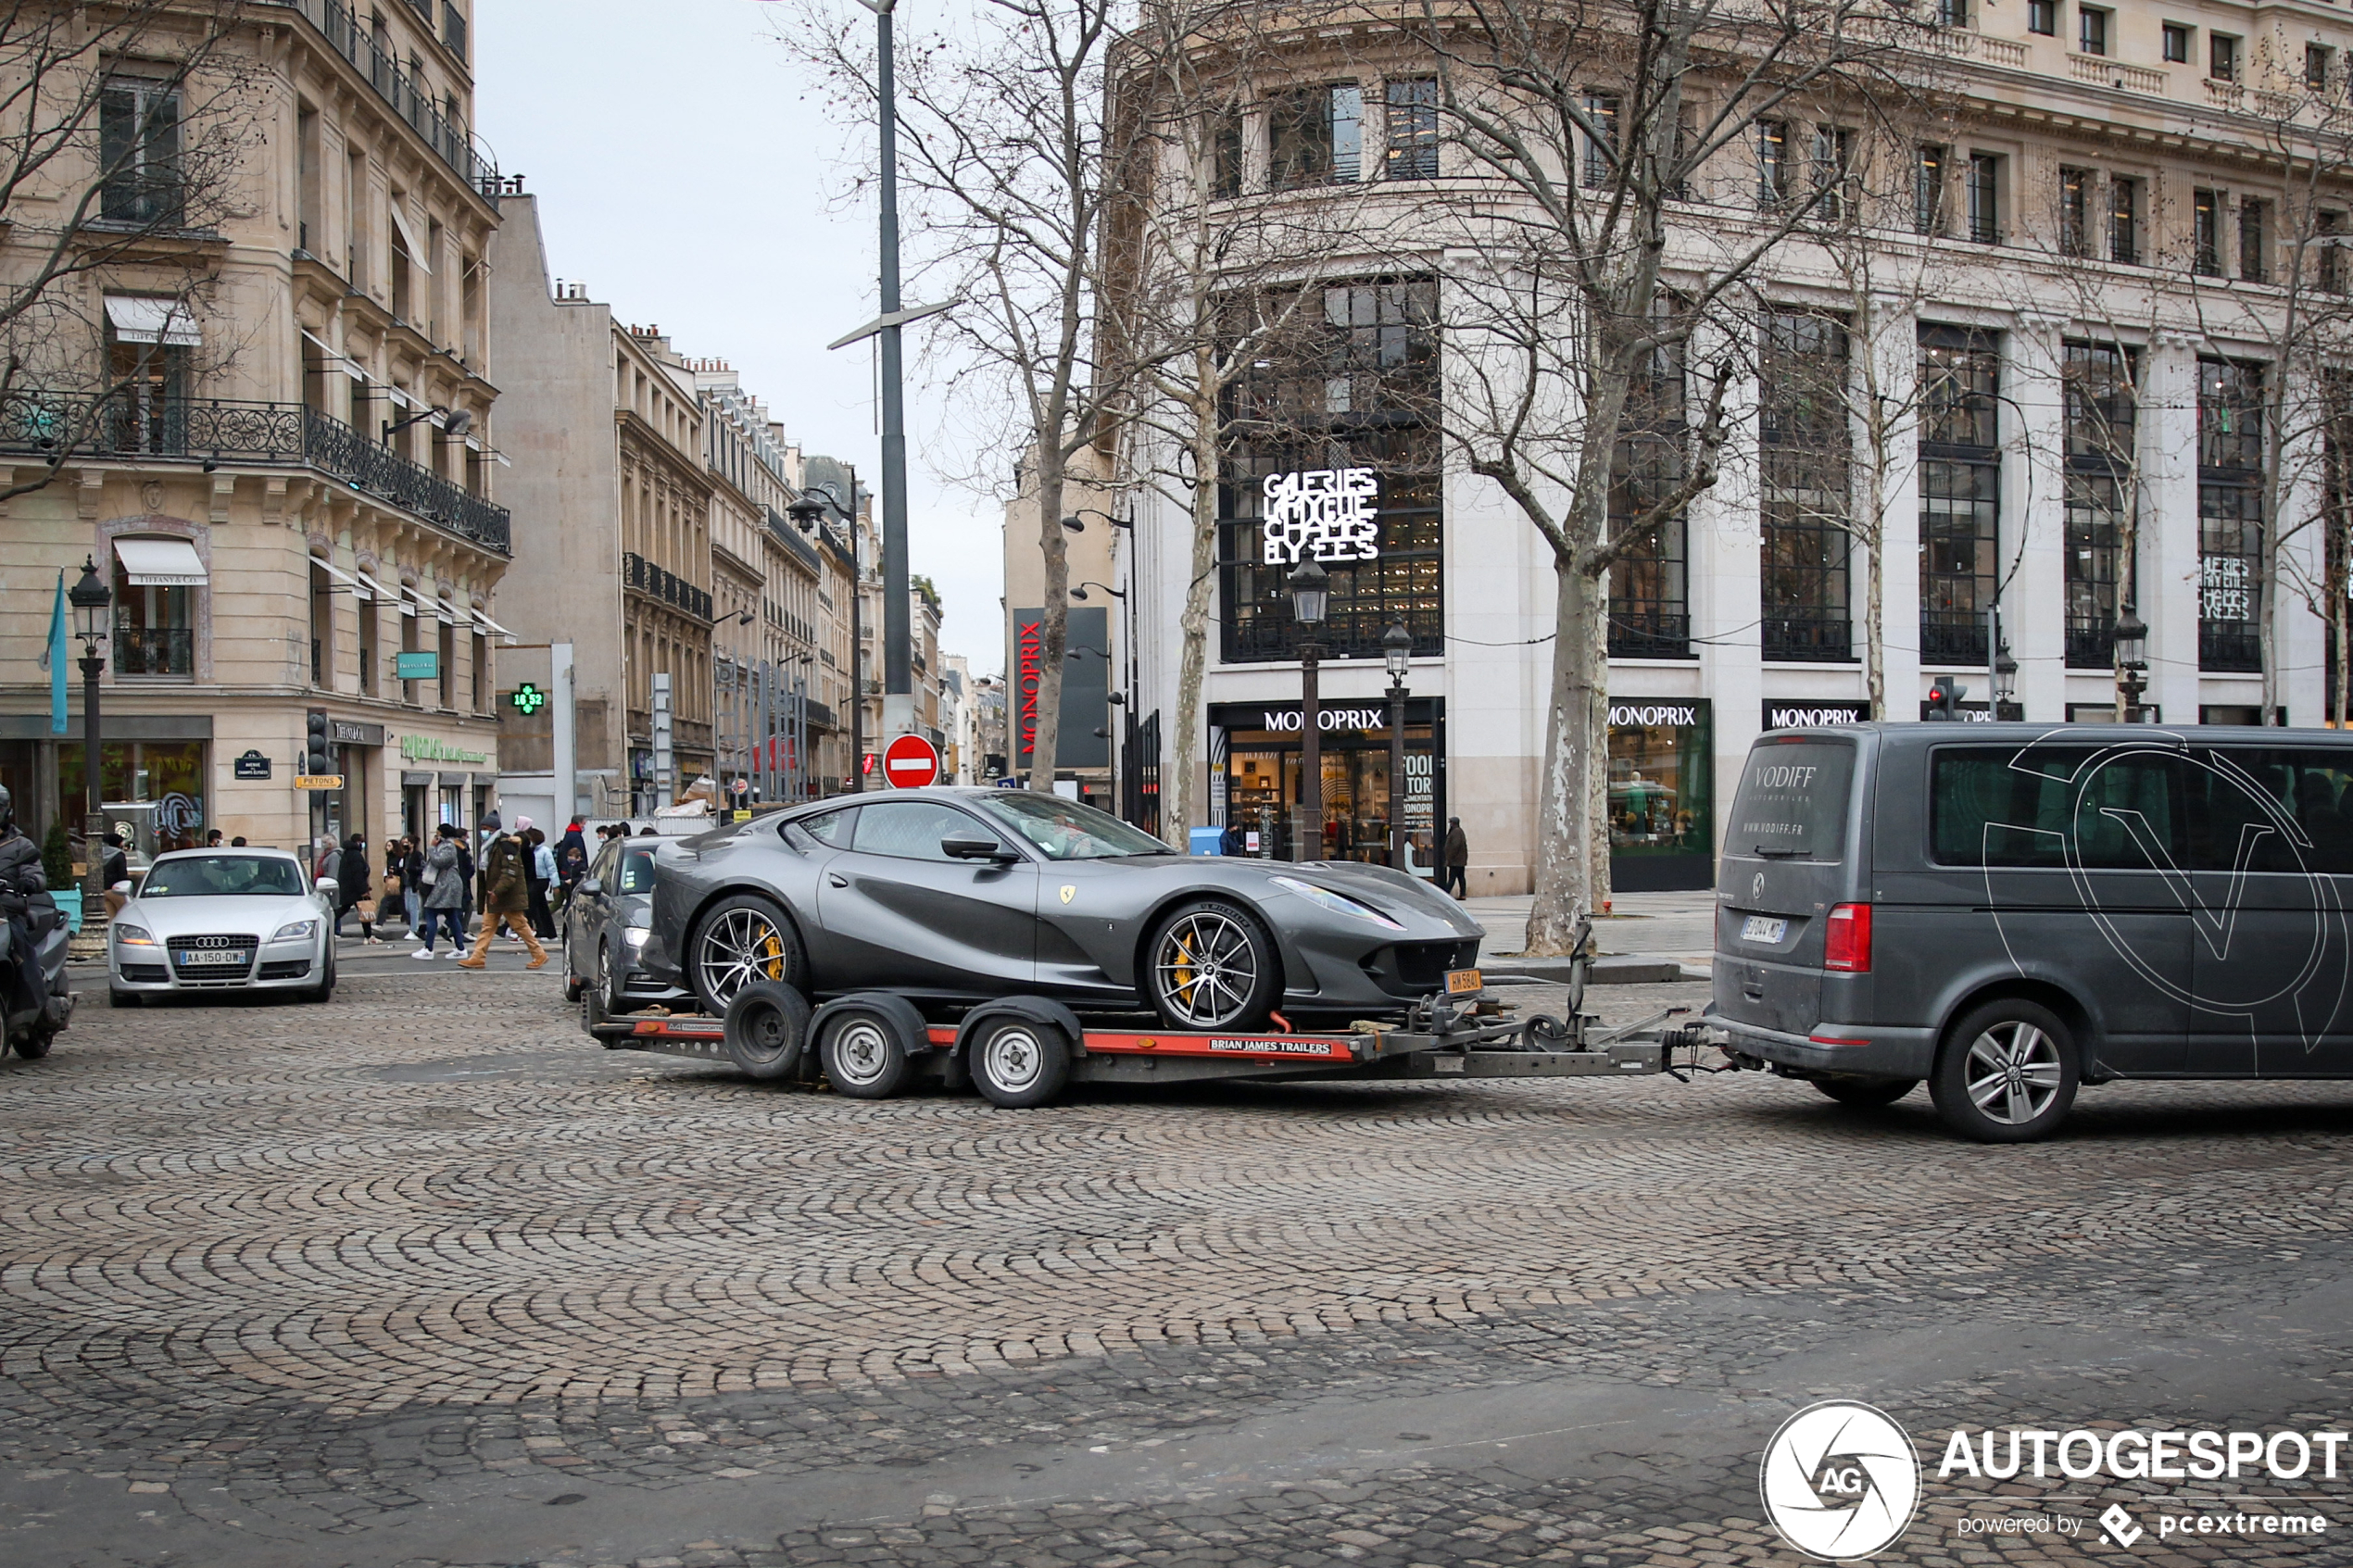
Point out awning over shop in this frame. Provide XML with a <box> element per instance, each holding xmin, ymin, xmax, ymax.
<box><xmin>113</xmin><ymin>536</ymin><xmax>208</xmax><ymax>586</ymax></box>
<box><xmin>105</xmin><ymin>295</ymin><xmax>201</xmax><ymax>347</ymax></box>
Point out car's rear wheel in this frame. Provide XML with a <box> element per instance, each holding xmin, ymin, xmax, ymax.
<box><xmin>109</xmin><ymin>988</ymin><xmax>141</xmax><ymax>1010</ymax></box>
<box><xmin>819</xmin><ymin>1006</ymin><xmax>911</xmax><ymax>1098</ymax></box>
<box><xmin>1812</xmin><ymin>1075</ymin><xmax>1918</xmax><ymax>1109</ymax></box>
<box><xmin>13</xmin><ymin>1028</ymin><xmax>53</xmax><ymax>1060</ymax></box>
<box><xmin>1142</xmin><ymin>900</ymin><xmax>1279</xmax><ymax>1032</ymax></box>
<box><xmin>969</xmin><ymin>1015</ymin><xmax>1070</xmax><ymax>1109</ymax></box>
<box><xmin>689</xmin><ymin>894</ymin><xmax>805</xmax><ymax>1015</ymax></box>
<box><xmin>1931</xmin><ymin>999</ymin><xmax>2077</xmax><ymax>1142</ymax></box>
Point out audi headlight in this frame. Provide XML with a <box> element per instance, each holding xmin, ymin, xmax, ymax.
<box><xmin>113</xmin><ymin>923</ymin><xmax>157</xmax><ymax>947</ymax></box>
<box><xmin>1271</xmin><ymin>875</ymin><xmax>1405</xmax><ymax>931</ymax></box>
<box><xmin>270</xmin><ymin>919</ymin><xmax>319</xmax><ymax>943</ymax></box>
<box><xmin>623</xmin><ymin>926</ymin><xmax>652</xmax><ymax>948</ymax></box>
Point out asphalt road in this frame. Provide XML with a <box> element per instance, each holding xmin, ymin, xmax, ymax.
<box><xmin>6</xmin><ymin>963</ymin><xmax>2353</xmax><ymax>1567</ymax></box>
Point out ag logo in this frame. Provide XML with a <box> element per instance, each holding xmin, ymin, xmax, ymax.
<box><xmin>1759</xmin><ymin>1400</ymin><xmax>1920</xmax><ymax>1560</ymax></box>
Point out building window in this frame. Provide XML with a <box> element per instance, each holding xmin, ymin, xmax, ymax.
<box><xmin>443</xmin><ymin>1</ymin><xmax>468</xmax><ymax>61</ymax></box>
<box><xmin>1609</xmin><ymin>332</ymin><xmax>1691</xmax><ymax>659</ymax></box>
<box><xmin>2323</xmin><ymin>211</ymin><xmax>2346</xmax><ymax>294</ymax></box>
<box><xmin>358</xmin><ymin>593</ymin><xmax>376</xmax><ymax>695</ymax></box>
<box><xmin>2193</xmin><ymin>189</ymin><xmax>2221</xmax><ymax>275</ymax></box>
<box><xmin>2240</xmin><ymin>198</ymin><xmax>2268</xmax><ymax>283</ymax></box>
<box><xmin>2309</xmin><ymin>44</ymin><xmax>2334</xmax><ymax>93</ymax></box>
<box><xmin>1918</xmin><ymin>328</ymin><xmax>2002</xmax><ymax>669</ymax></box>
<box><xmin>1581</xmin><ymin>93</ymin><xmax>1620</xmax><ymax>190</ymax></box>
<box><xmin>2210</xmin><ymin>33</ymin><xmax>2238</xmax><ymax>82</ymax></box>
<box><xmin>1220</xmin><ymin>280</ymin><xmax>1442</xmax><ymax>663</ymax></box>
<box><xmin>111</xmin><ymin>549</ymin><xmax>195</xmax><ymax>678</ymax></box>
<box><xmin>2027</xmin><ymin>0</ymin><xmax>2054</xmax><ymax>35</ymax></box>
<box><xmin>1760</xmin><ymin>309</ymin><xmax>1852</xmax><ymax>662</ymax></box>
<box><xmin>2198</xmin><ymin>358</ymin><xmax>2264</xmax><ymax>673</ymax></box>
<box><xmin>1936</xmin><ymin>0</ymin><xmax>1967</xmax><ymax>28</ymax></box>
<box><xmin>472</xmin><ymin>630</ymin><xmax>488</xmax><ymax>712</ymax></box>
<box><xmin>105</xmin><ymin>331</ymin><xmax>190</xmax><ymax>454</ymax></box>
<box><xmin>1270</xmin><ymin>83</ymin><xmax>1362</xmax><ymax>188</ymax></box>
<box><xmin>1383</xmin><ymin>79</ymin><xmax>1438</xmax><ymax>181</ymax></box>
<box><xmin>1812</xmin><ymin>125</ymin><xmax>1854</xmax><ymax>223</ymax></box>
<box><xmin>309</xmin><ymin>561</ymin><xmax>334</xmax><ymax>688</ymax></box>
<box><xmin>2063</xmin><ymin>341</ymin><xmax>2136</xmax><ymax>669</ymax></box>
<box><xmin>2058</xmin><ymin>167</ymin><xmax>2091</xmax><ymax>257</ymax></box>
<box><xmin>1757</xmin><ymin>119</ymin><xmax>1791</xmax><ymax>208</ymax></box>
<box><xmin>438</xmin><ymin>615</ymin><xmax>457</xmax><ymax>709</ymax></box>
<box><xmin>2109</xmin><ymin>176</ymin><xmax>2140</xmax><ymax>264</ymax></box>
<box><xmin>2078</xmin><ymin>6</ymin><xmax>2108</xmax><ymax>56</ymax></box>
<box><xmin>1915</xmin><ymin>144</ymin><xmax>1947</xmax><ymax>235</ymax></box>
<box><xmin>1211</xmin><ymin>108</ymin><xmax>1243</xmax><ymax>198</ymax></box>
<box><xmin>2162</xmin><ymin>22</ymin><xmax>2191</xmax><ymax>64</ymax></box>
<box><xmin>1967</xmin><ymin>152</ymin><xmax>2001</xmax><ymax>244</ymax></box>
<box><xmin>99</xmin><ymin>78</ymin><xmax>182</xmax><ymax>225</ymax></box>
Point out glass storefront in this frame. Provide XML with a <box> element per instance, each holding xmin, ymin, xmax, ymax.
<box><xmin>1212</xmin><ymin>699</ymin><xmax>1443</xmax><ymax>873</ymax></box>
<box><xmin>1606</xmin><ymin>698</ymin><xmax>1713</xmax><ymax>891</ymax></box>
<box><xmin>57</xmin><ymin>739</ymin><xmax>210</xmax><ymax>855</ymax></box>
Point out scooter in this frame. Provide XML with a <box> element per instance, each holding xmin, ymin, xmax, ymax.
<box><xmin>0</xmin><ymin>884</ymin><xmax>73</xmax><ymax>1060</ymax></box>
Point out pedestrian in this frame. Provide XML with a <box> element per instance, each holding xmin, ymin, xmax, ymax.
<box><xmin>412</xmin><ymin>823</ymin><xmax>469</xmax><ymax>959</ymax></box>
<box><xmin>1220</xmin><ymin>819</ymin><xmax>1243</xmax><ymax>858</ymax></box>
<box><xmin>1442</xmin><ymin>816</ymin><xmax>1468</xmax><ymax>899</ymax></box>
<box><xmin>458</xmin><ymin>813</ymin><xmax>547</xmax><ymax>969</ymax></box>
<box><xmin>229</xmin><ymin>835</ymin><xmax>246</xmax><ymax>847</ymax></box>
<box><xmin>453</xmin><ymin>826</ymin><xmax>476</xmax><ymax>944</ymax></box>
<box><xmin>101</xmin><ymin>830</ymin><xmax>131</xmax><ymax>918</ymax></box>
<box><xmin>524</xmin><ymin>824</ymin><xmax>557</xmax><ymax>939</ymax></box>
<box><xmin>390</xmin><ymin>836</ymin><xmax>424</xmax><ymax>935</ymax></box>
<box><xmin>555</xmin><ymin>818</ymin><xmax>588</xmax><ymax>914</ymax></box>
<box><xmin>205</xmin><ymin>828</ymin><xmax>223</xmax><ymax>848</ymax></box>
<box><xmin>336</xmin><ymin>834</ymin><xmax>378</xmax><ymax>942</ymax></box>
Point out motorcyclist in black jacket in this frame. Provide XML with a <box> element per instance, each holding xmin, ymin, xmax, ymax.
<box><xmin>0</xmin><ymin>784</ymin><xmax>49</xmax><ymax>1014</ymax></box>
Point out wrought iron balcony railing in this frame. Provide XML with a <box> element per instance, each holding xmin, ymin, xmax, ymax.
<box><xmin>0</xmin><ymin>391</ymin><xmax>510</xmax><ymax>553</ymax></box>
<box><xmin>623</xmin><ymin>551</ymin><xmax>714</xmax><ymax>622</ymax></box>
<box><xmin>2200</xmin><ymin>626</ymin><xmax>2264</xmax><ymax>673</ymax></box>
<box><xmin>1920</xmin><ymin>619</ymin><xmax>1991</xmax><ymax>667</ymax></box>
<box><xmin>260</xmin><ymin>0</ymin><xmax>500</xmax><ymax>202</ymax></box>
<box><xmin>1608</xmin><ymin>611</ymin><xmax>1693</xmax><ymax>659</ymax></box>
<box><xmin>2066</xmin><ymin>625</ymin><xmax>2115</xmax><ymax>670</ymax></box>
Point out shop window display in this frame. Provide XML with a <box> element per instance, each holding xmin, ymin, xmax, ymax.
<box><xmin>1606</xmin><ymin>700</ymin><xmax>1714</xmax><ymax>890</ymax></box>
<box><xmin>1214</xmin><ymin>700</ymin><xmax>1443</xmax><ymax>872</ymax></box>
<box><xmin>57</xmin><ymin>739</ymin><xmax>208</xmax><ymax>855</ymax></box>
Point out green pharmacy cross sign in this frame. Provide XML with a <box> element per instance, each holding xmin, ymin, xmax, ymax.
<box><xmin>510</xmin><ymin>682</ymin><xmax>548</xmax><ymax>717</ymax></box>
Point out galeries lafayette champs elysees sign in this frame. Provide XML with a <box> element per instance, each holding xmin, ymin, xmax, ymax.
<box><xmin>1262</xmin><ymin>468</ymin><xmax>1380</xmax><ymax>565</ymax></box>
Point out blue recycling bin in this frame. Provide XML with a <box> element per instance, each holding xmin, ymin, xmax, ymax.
<box><xmin>1189</xmin><ymin>826</ymin><xmax>1225</xmax><ymax>856</ymax></box>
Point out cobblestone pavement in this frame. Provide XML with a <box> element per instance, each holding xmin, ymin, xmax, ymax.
<box><xmin>5</xmin><ymin>970</ymin><xmax>2353</xmax><ymax>1566</ymax></box>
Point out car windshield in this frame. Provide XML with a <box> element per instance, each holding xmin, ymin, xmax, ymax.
<box><xmin>971</xmin><ymin>793</ymin><xmax>1172</xmax><ymax>860</ymax></box>
<box><xmin>140</xmin><ymin>855</ymin><xmax>306</xmax><ymax>898</ymax></box>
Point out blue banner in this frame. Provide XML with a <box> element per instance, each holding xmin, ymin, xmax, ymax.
<box><xmin>45</xmin><ymin>570</ymin><xmax>66</xmax><ymax>734</ymax></box>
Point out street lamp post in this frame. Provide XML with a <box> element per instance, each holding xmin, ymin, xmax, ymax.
<box><xmin>1289</xmin><ymin>560</ymin><xmax>1327</xmax><ymax>863</ymax></box>
<box><xmin>2113</xmin><ymin>608</ymin><xmax>2149</xmax><ymax>722</ymax></box>
<box><xmin>69</xmin><ymin>557</ymin><xmax>112</xmax><ymax>916</ymax></box>
<box><xmin>1382</xmin><ymin>622</ymin><xmax>1413</xmax><ymax>873</ymax></box>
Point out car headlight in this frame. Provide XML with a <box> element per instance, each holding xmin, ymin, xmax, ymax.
<box><xmin>270</xmin><ymin>919</ymin><xmax>319</xmax><ymax>943</ymax></box>
<box><xmin>113</xmin><ymin>923</ymin><xmax>157</xmax><ymax>947</ymax></box>
<box><xmin>623</xmin><ymin>926</ymin><xmax>651</xmax><ymax>948</ymax></box>
<box><xmin>1270</xmin><ymin>875</ymin><xmax>1405</xmax><ymax>931</ymax></box>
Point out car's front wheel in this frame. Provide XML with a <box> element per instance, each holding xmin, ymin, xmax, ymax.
<box><xmin>688</xmin><ymin>894</ymin><xmax>805</xmax><ymax>1015</ymax></box>
<box><xmin>1931</xmin><ymin>998</ymin><xmax>2078</xmax><ymax>1142</ymax></box>
<box><xmin>304</xmin><ymin>950</ymin><xmax>336</xmax><ymax>1004</ymax></box>
<box><xmin>1142</xmin><ymin>900</ymin><xmax>1279</xmax><ymax>1032</ymax></box>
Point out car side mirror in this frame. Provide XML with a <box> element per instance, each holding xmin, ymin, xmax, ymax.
<box><xmin>941</xmin><ymin>835</ymin><xmax>1015</xmax><ymax>863</ymax></box>
<box><xmin>579</xmin><ymin>878</ymin><xmax>602</xmax><ymax>897</ymax></box>
<box><xmin>315</xmin><ymin>877</ymin><xmax>338</xmax><ymax>897</ymax></box>
<box><xmin>110</xmin><ymin>880</ymin><xmax>133</xmax><ymax>895</ymax></box>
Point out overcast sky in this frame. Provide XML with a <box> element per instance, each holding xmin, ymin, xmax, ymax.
<box><xmin>476</xmin><ymin>0</ymin><xmax>1003</xmax><ymax>675</ymax></box>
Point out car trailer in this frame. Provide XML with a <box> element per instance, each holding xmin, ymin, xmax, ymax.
<box><xmin>581</xmin><ymin>939</ymin><xmax>1715</xmax><ymax>1109</ymax></box>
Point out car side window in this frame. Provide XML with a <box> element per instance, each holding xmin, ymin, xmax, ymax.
<box><xmin>852</xmin><ymin>801</ymin><xmax>983</xmax><ymax>861</ymax></box>
<box><xmin>1931</xmin><ymin>745</ymin><xmax>2185</xmax><ymax>870</ymax></box>
<box><xmin>617</xmin><ymin>847</ymin><xmax>658</xmax><ymax>894</ymax></box>
<box><xmin>798</xmin><ymin>808</ymin><xmax>857</xmax><ymax>848</ymax></box>
<box><xmin>2188</xmin><ymin>747</ymin><xmax>2353</xmax><ymax>874</ymax></box>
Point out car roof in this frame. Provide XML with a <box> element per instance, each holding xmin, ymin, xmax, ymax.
<box><xmin>153</xmin><ymin>846</ymin><xmax>300</xmax><ymax>862</ymax></box>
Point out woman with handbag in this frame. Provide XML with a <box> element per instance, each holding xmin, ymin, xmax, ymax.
<box><xmin>412</xmin><ymin>823</ymin><xmax>469</xmax><ymax>958</ymax></box>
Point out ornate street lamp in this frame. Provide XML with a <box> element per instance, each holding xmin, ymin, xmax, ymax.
<box><xmin>1382</xmin><ymin>621</ymin><xmax>1413</xmax><ymax>872</ymax></box>
<box><xmin>1289</xmin><ymin>559</ymin><xmax>1328</xmax><ymax>862</ymax></box>
<box><xmin>68</xmin><ymin>556</ymin><xmax>113</xmax><ymax>912</ymax></box>
<box><xmin>1994</xmin><ymin>644</ymin><xmax>2019</xmax><ymax>719</ymax></box>
<box><xmin>2113</xmin><ymin>608</ymin><xmax>2149</xmax><ymax>722</ymax></box>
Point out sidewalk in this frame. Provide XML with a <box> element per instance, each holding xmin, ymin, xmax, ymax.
<box><xmin>1463</xmin><ymin>888</ymin><xmax>1717</xmax><ymax>977</ymax></box>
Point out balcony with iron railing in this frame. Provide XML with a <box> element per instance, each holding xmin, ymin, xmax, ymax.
<box><xmin>260</xmin><ymin>0</ymin><xmax>500</xmax><ymax>203</ymax></box>
<box><xmin>0</xmin><ymin>390</ymin><xmax>510</xmax><ymax>553</ymax></box>
<box><xmin>623</xmin><ymin>551</ymin><xmax>714</xmax><ymax>622</ymax></box>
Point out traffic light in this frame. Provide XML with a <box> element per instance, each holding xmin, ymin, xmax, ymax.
<box><xmin>305</xmin><ymin>709</ymin><xmax>333</xmax><ymax>774</ymax></box>
<box><xmin>1925</xmin><ymin>676</ymin><xmax>1967</xmax><ymax>721</ymax></box>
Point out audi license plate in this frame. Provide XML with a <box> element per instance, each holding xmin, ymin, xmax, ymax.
<box><xmin>1445</xmin><ymin>968</ymin><xmax>1484</xmax><ymax>996</ymax></box>
<box><xmin>1740</xmin><ymin>916</ymin><xmax>1787</xmax><ymax>945</ymax></box>
<box><xmin>175</xmin><ymin>948</ymin><xmax>249</xmax><ymax>966</ymax></box>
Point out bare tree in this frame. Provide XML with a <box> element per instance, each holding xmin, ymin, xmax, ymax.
<box><xmin>1423</xmin><ymin>0</ymin><xmax>1914</xmax><ymax>953</ymax></box>
<box><xmin>0</xmin><ymin>0</ymin><xmax>262</xmax><ymax>501</ymax></box>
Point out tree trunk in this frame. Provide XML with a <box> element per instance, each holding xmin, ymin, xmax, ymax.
<box><xmin>1524</xmin><ymin>558</ymin><xmax>1607</xmax><ymax>955</ymax></box>
<box><xmin>1028</xmin><ymin>446</ymin><xmax>1072</xmax><ymax>791</ymax></box>
<box><xmin>1166</xmin><ymin>372</ymin><xmax>1221</xmax><ymax>836</ymax></box>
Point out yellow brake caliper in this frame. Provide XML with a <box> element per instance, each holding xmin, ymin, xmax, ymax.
<box><xmin>760</xmin><ymin>928</ymin><xmax>783</xmax><ymax>980</ymax></box>
<box><xmin>1173</xmin><ymin>935</ymin><xmax>1198</xmax><ymax>1005</ymax></box>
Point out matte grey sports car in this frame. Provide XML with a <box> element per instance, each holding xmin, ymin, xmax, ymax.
<box><xmin>639</xmin><ymin>788</ymin><xmax>1483</xmax><ymax>1029</ymax></box>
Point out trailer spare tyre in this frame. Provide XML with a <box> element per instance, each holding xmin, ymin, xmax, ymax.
<box><xmin>722</xmin><ymin>981</ymin><xmax>812</xmax><ymax>1081</ymax></box>
<box><xmin>968</xmin><ymin>1014</ymin><xmax>1072</xmax><ymax>1109</ymax></box>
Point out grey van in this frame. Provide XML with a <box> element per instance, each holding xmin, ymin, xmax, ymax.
<box><xmin>1707</xmin><ymin>723</ymin><xmax>2353</xmax><ymax>1141</ymax></box>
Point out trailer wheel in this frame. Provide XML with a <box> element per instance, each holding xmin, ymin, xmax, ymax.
<box><xmin>723</xmin><ymin>981</ymin><xmax>812</xmax><ymax>1082</ymax></box>
<box><xmin>969</xmin><ymin>1016</ymin><xmax>1070</xmax><ymax>1109</ymax></box>
<box><xmin>818</xmin><ymin>1006</ymin><xmax>912</xmax><ymax>1099</ymax></box>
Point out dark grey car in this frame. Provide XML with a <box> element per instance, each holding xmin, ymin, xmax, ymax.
<box><xmin>638</xmin><ymin>787</ymin><xmax>1483</xmax><ymax>1029</ymax></box>
<box><xmin>1708</xmin><ymin>723</ymin><xmax>2353</xmax><ymax>1141</ymax></box>
<box><xmin>562</xmin><ymin>837</ymin><xmax>691</xmax><ymax>1017</ymax></box>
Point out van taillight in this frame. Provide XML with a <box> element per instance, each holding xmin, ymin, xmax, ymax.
<box><xmin>1823</xmin><ymin>903</ymin><xmax>1872</xmax><ymax>972</ymax></box>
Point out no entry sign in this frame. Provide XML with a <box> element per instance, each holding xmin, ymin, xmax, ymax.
<box><xmin>881</xmin><ymin>734</ymin><xmax>941</xmax><ymax>789</ymax></box>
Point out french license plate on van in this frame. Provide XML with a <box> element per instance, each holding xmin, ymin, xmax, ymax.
<box><xmin>1740</xmin><ymin>916</ymin><xmax>1787</xmax><ymax>945</ymax></box>
<box><xmin>1445</xmin><ymin>968</ymin><xmax>1484</xmax><ymax>996</ymax></box>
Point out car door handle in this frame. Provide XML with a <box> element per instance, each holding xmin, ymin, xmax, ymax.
<box><xmin>828</xmin><ymin>872</ymin><xmax>849</xmax><ymax>888</ymax></box>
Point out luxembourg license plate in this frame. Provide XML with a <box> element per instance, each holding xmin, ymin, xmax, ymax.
<box><xmin>1740</xmin><ymin>916</ymin><xmax>1787</xmax><ymax>945</ymax></box>
<box><xmin>175</xmin><ymin>948</ymin><xmax>249</xmax><ymax>966</ymax></box>
<box><xmin>1445</xmin><ymin>968</ymin><xmax>1484</xmax><ymax>996</ymax></box>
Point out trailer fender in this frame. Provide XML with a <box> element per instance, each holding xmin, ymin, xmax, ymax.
<box><xmin>812</xmin><ymin>992</ymin><xmax>935</xmax><ymax>1060</ymax></box>
<box><xmin>954</xmin><ymin>997</ymin><xmax>1088</xmax><ymax>1061</ymax></box>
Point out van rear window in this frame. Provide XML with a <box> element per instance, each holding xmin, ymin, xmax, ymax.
<box><xmin>1730</xmin><ymin>740</ymin><xmax>1855</xmax><ymax>859</ymax></box>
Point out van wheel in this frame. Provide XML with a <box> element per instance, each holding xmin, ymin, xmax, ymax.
<box><xmin>1931</xmin><ymin>999</ymin><xmax>2077</xmax><ymax>1143</ymax></box>
<box><xmin>1812</xmin><ymin>1075</ymin><xmax>1917</xmax><ymax>1109</ymax></box>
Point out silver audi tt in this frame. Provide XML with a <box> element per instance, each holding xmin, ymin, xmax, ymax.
<box><xmin>107</xmin><ymin>848</ymin><xmax>338</xmax><ymax>1006</ymax></box>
